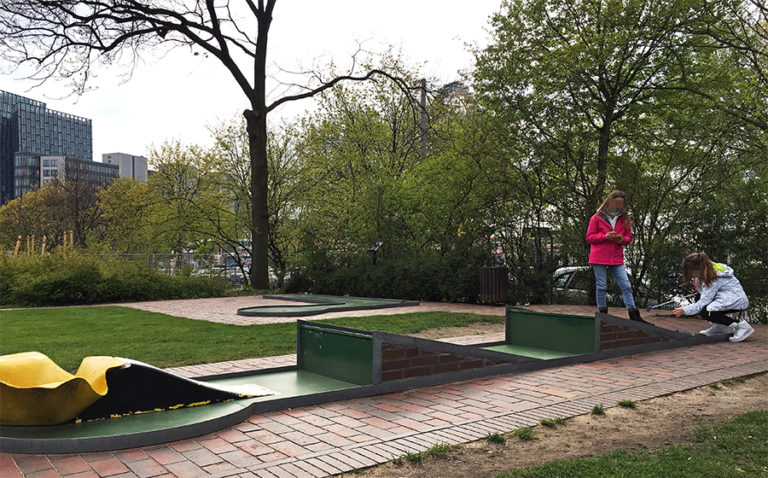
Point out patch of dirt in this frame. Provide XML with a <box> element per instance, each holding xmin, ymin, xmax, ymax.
<box><xmin>355</xmin><ymin>372</ymin><xmax>768</xmax><ymax>478</ymax></box>
<box><xmin>409</xmin><ymin>322</ymin><xmax>505</xmax><ymax>340</ymax></box>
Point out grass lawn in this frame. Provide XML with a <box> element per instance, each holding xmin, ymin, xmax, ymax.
<box><xmin>0</xmin><ymin>306</ymin><xmax>503</xmax><ymax>371</ymax></box>
<box><xmin>497</xmin><ymin>411</ymin><xmax>768</xmax><ymax>478</ymax></box>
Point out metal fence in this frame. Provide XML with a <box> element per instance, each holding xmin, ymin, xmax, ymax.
<box><xmin>89</xmin><ymin>253</ymin><xmax>249</xmax><ymax>285</ymax></box>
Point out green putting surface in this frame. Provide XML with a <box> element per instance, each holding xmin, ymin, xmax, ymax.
<box><xmin>483</xmin><ymin>343</ymin><xmax>582</xmax><ymax>360</ymax></box>
<box><xmin>237</xmin><ymin>295</ymin><xmax>418</xmax><ymax>317</ymax></box>
<box><xmin>0</xmin><ymin>400</ymin><xmax>249</xmax><ymax>440</ymax></box>
<box><xmin>1</xmin><ymin>370</ymin><xmax>356</xmax><ymax>440</ymax></box>
<box><xmin>215</xmin><ymin>370</ymin><xmax>358</xmax><ymax>398</ymax></box>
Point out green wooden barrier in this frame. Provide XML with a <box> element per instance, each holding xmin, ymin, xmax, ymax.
<box><xmin>505</xmin><ymin>308</ymin><xmax>595</xmax><ymax>354</ymax></box>
<box><xmin>298</xmin><ymin>324</ymin><xmax>373</xmax><ymax>385</ymax></box>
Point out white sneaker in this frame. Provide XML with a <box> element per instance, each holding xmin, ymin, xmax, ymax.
<box><xmin>729</xmin><ymin>320</ymin><xmax>754</xmax><ymax>343</ymax></box>
<box><xmin>699</xmin><ymin>322</ymin><xmax>730</xmax><ymax>336</ymax></box>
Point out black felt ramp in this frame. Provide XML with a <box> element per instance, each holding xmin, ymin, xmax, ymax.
<box><xmin>77</xmin><ymin>359</ymin><xmax>258</xmax><ymax>421</ymax></box>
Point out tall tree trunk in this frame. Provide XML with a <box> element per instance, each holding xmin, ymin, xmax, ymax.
<box><xmin>245</xmin><ymin>9</ymin><xmax>272</xmax><ymax>290</ymax></box>
<box><xmin>585</xmin><ymin>117</ymin><xmax>612</xmax><ymax>303</ymax></box>
<box><xmin>592</xmin><ymin>120</ymin><xmax>612</xmax><ymax>212</ymax></box>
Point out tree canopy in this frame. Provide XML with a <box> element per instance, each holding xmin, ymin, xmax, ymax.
<box><xmin>473</xmin><ymin>0</ymin><xmax>767</xmax><ymax>303</ymax></box>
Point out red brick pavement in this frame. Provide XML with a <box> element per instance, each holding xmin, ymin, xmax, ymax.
<box><xmin>3</xmin><ymin>301</ymin><xmax>767</xmax><ymax>477</ymax></box>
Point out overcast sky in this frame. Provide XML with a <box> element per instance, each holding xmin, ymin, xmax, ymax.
<box><xmin>0</xmin><ymin>1</ymin><xmax>501</xmax><ymax>162</ymax></box>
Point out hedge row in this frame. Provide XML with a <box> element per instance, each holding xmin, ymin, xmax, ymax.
<box><xmin>285</xmin><ymin>247</ymin><xmax>490</xmax><ymax>303</ymax></box>
<box><xmin>0</xmin><ymin>252</ymin><xmax>229</xmax><ymax>306</ymax></box>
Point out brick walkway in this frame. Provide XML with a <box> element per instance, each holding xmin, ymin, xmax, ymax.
<box><xmin>2</xmin><ymin>299</ymin><xmax>767</xmax><ymax>477</ymax></box>
<box><xmin>115</xmin><ymin>296</ymin><xmax>508</xmax><ymax>325</ymax></box>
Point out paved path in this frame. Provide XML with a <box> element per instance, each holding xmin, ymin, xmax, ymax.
<box><xmin>2</xmin><ymin>299</ymin><xmax>767</xmax><ymax>478</ymax></box>
<box><xmin>114</xmin><ymin>296</ymin><xmax>508</xmax><ymax>325</ymax></box>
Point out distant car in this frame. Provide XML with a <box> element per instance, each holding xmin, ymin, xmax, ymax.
<box><xmin>552</xmin><ymin>266</ymin><xmax>623</xmax><ymax>304</ymax></box>
<box><xmin>227</xmin><ymin>269</ymin><xmax>247</xmax><ymax>285</ymax></box>
<box><xmin>552</xmin><ymin>266</ymin><xmax>592</xmax><ymax>300</ymax></box>
<box><xmin>553</xmin><ymin>266</ymin><xmax>682</xmax><ymax>310</ymax></box>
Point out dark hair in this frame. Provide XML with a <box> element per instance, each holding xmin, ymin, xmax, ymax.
<box><xmin>597</xmin><ymin>190</ymin><xmax>630</xmax><ymax>227</ymax></box>
<box><xmin>682</xmin><ymin>252</ymin><xmax>717</xmax><ymax>288</ymax></box>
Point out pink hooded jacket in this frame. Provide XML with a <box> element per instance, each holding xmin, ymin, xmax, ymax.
<box><xmin>586</xmin><ymin>213</ymin><xmax>632</xmax><ymax>265</ymax></box>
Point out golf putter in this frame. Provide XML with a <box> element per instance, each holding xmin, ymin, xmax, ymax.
<box><xmin>646</xmin><ymin>293</ymin><xmax>697</xmax><ymax>312</ymax></box>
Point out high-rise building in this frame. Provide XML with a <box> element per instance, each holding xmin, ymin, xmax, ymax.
<box><xmin>0</xmin><ymin>90</ymin><xmax>93</xmax><ymax>205</ymax></box>
<box><xmin>102</xmin><ymin>152</ymin><xmax>148</xmax><ymax>182</ymax></box>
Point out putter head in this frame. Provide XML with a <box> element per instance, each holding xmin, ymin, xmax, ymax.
<box><xmin>646</xmin><ymin>305</ymin><xmax>653</xmax><ymax>312</ymax></box>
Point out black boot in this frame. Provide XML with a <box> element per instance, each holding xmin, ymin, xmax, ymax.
<box><xmin>628</xmin><ymin>308</ymin><xmax>651</xmax><ymax>325</ymax></box>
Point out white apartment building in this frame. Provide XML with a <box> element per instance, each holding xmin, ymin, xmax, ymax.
<box><xmin>102</xmin><ymin>152</ymin><xmax>148</xmax><ymax>182</ymax></box>
<box><xmin>40</xmin><ymin>155</ymin><xmax>119</xmax><ymax>188</ymax></box>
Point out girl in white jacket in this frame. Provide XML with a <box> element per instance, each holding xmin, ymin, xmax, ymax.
<box><xmin>672</xmin><ymin>252</ymin><xmax>753</xmax><ymax>342</ymax></box>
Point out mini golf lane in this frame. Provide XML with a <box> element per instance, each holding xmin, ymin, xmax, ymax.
<box><xmin>482</xmin><ymin>344</ymin><xmax>582</xmax><ymax>360</ymax></box>
<box><xmin>0</xmin><ymin>370</ymin><xmax>358</xmax><ymax>454</ymax></box>
<box><xmin>237</xmin><ymin>294</ymin><xmax>419</xmax><ymax>317</ymax></box>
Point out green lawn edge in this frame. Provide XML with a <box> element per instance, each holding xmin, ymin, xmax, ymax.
<box><xmin>497</xmin><ymin>410</ymin><xmax>768</xmax><ymax>478</ymax></box>
<box><xmin>0</xmin><ymin>305</ymin><xmax>503</xmax><ymax>371</ymax></box>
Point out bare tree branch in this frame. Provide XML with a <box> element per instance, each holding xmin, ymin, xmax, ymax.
<box><xmin>267</xmin><ymin>69</ymin><xmax>420</xmax><ymax>112</ymax></box>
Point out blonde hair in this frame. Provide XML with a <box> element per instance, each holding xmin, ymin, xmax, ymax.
<box><xmin>682</xmin><ymin>252</ymin><xmax>717</xmax><ymax>288</ymax></box>
<box><xmin>597</xmin><ymin>190</ymin><xmax>630</xmax><ymax>227</ymax></box>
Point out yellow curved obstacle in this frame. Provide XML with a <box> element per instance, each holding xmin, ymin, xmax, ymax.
<box><xmin>0</xmin><ymin>352</ymin><xmax>125</xmax><ymax>426</ymax></box>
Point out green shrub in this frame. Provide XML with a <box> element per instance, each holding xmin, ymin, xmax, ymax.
<box><xmin>14</xmin><ymin>260</ymin><xmax>104</xmax><ymax>305</ymax></box>
<box><xmin>286</xmin><ymin>246</ymin><xmax>490</xmax><ymax>302</ymax></box>
<box><xmin>0</xmin><ymin>251</ymin><xmax>229</xmax><ymax>306</ymax></box>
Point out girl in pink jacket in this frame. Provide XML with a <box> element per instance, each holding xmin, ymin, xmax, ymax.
<box><xmin>586</xmin><ymin>190</ymin><xmax>649</xmax><ymax>324</ymax></box>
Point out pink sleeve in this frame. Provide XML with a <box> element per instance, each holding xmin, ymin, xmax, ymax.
<box><xmin>585</xmin><ymin>216</ymin><xmax>606</xmax><ymax>244</ymax></box>
<box><xmin>622</xmin><ymin>221</ymin><xmax>632</xmax><ymax>245</ymax></box>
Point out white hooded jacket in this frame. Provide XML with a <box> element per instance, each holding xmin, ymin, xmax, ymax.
<box><xmin>682</xmin><ymin>263</ymin><xmax>749</xmax><ymax>316</ymax></box>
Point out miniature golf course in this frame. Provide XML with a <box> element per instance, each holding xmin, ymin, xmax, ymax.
<box><xmin>236</xmin><ymin>294</ymin><xmax>420</xmax><ymax>317</ymax></box>
<box><xmin>483</xmin><ymin>309</ymin><xmax>596</xmax><ymax>359</ymax></box>
<box><xmin>0</xmin><ymin>307</ymin><xmax>730</xmax><ymax>454</ymax></box>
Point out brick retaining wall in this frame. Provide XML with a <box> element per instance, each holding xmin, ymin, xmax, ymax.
<box><xmin>600</xmin><ymin>322</ymin><xmax>670</xmax><ymax>350</ymax></box>
<box><xmin>380</xmin><ymin>343</ymin><xmax>501</xmax><ymax>381</ymax></box>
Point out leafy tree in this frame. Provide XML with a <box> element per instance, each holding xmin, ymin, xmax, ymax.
<box><xmin>475</xmin><ymin>0</ymin><xmax>711</xmax><ymax>214</ymax></box>
<box><xmin>100</xmin><ymin>120</ymin><xmax>303</xmax><ymax>286</ymax></box>
<box><xmin>0</xmin><ymin>184</ymin><xmax>67</xmax><ymax>251</ymax></box>
<box><xmin>0</xmin><ymin>162</ymin><xmax>106</xmax><ymax>251</ymax></box>
<box><xmin>293</xmin><ymin>57</ymin><xmax>426</xmax><ymax>258</ymax></box>
<box><xmin>98</xmin><ymin>178</ymin><xmax>161</xmax><ymax>253</ymax></box>
<box><xmin>473</xmin><ymin>0</ymin><xmax>767</xmax><ymax>304</ymax></box>
<box><xmin>55</xmin><ymin>158</ymin><xmax>106</xmax><ymax>247</ymax></box>
<box><xmin>682</xmin><ymin>0</ymin><xmax>768</xmax><ymax>134</ymax></box>
<box><xmin>287</xmin><ymin>59</ymin><xmax>504</xmax><ymax>300</ymax></box>
<box><xmin>208</xmin><ymin>118</ymin><xmax>307</xmax><ymax>287</ymax></box>
<box><xmin>100</xmin><ymin>140</ymin><xmax>236</xmax><ymax>274</ymax></box>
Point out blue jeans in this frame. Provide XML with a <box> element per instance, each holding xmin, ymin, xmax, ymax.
<box><xmin>592</xmin><ymin>264</ymin><xmax>636</xmax><ymax>309</ymax></box>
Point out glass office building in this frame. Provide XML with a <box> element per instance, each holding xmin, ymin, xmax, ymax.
<box><xmin>0</xmin><ymin>90</ymin><xmax>93</xmax><ymax>205</ymax></box>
